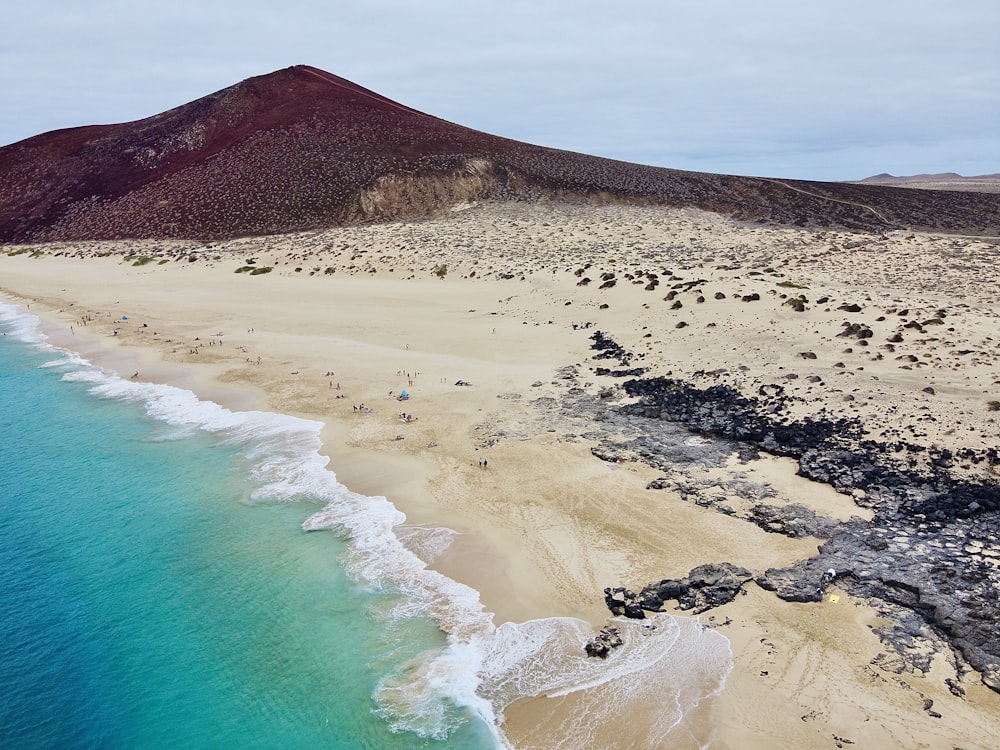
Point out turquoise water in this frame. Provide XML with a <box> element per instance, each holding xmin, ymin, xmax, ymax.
<box><xmin>0</xmin><ymin>306</ymin><xmax>498</xmax><ymax>750</ymax></box>
<box><xmin>0</xmin><ymin>301</ymin><xmax>735</xmax><ymax>750</ymax></box>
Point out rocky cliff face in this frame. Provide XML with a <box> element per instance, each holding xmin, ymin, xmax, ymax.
<box><xmin>349</xmin><ymin>158</ymin><xmax>517</xmax><ymax>223</ymax></box>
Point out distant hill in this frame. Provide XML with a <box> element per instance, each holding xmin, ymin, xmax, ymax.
<box><xmin>3</xmin><ymin>65</ymin><xmax>1000</xmax><ymax>242</ymax></box>
<box><xmin>854</xmin><ymin>173</ymin><xmax>1000</xmax><ymax>194</ymax></box>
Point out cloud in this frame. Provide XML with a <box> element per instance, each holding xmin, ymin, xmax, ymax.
<box><xmin>2</xmin><ymin>0</ymin><xmax>997</xmax><ymax>180</ymax></box>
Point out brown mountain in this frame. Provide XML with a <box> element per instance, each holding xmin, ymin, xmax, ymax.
<box><xmin>855</xmin><ymin>173</ymin><xmax>1000</xmax><ymax>194</ymax></box>
<box><xmin>2</xmin><ymin>65</ymin><xmax>999</xmax><ymax>243</ymax></box>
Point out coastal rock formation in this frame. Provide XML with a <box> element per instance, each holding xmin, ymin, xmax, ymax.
<box><xmin>587</xmin><ymin>332</ymin><xmax>1000</xmax><ymax>692</ymax></box>
<box><xmin>3</xmin><ymin>65</ymin><xmax>1000</xmax><ymax>242</ymax></box>
<box><xmin>604</xmin><ymin>563</ymin><xmax>754</xmax><ymax>616</ymax></box>
<box><xmin>603</xmin><ymin>588</ymin><xmax>646</xmax><ymax>619</ymax></box>
<box><xmin>584</xmin><ymin>625</ymin><xmax>624</xmax><ymax>658</ymax></box>
<box><xmin>636</xmin><ymin>563</ymin><xmax>754</xmax><ymax>614</ymax></box>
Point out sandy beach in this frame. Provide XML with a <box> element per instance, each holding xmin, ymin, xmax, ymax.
<box><xmin>3</xmin><ymin>200</ymin><xmax>999</xmax><ymax>749</ymax></box>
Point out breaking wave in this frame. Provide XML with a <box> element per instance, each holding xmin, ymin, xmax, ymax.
<box><xmin>0</xmin><ymin>299</ymin><xmax>732</xmax><ymax>748</ymax></box>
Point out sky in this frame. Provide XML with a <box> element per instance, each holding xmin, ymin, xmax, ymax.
<box><xmin>2</xmin><ymin>1</ymin><xmax>998</xmax><ymax>181</ymax></box>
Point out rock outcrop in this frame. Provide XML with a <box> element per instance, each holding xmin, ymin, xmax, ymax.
<box><xmin>585</xmin><ymin>332</ymin><xmax>1000</xmax><ymax>692</ymax></box>
<box><xmin>584</xmin><ymin>625</ymin><xmax>624</xmax><ymax>658</ymax></box>
<box><xmin>636</xmin><ymin>563</ymin><xmax>754</xmax><ymax>614</ymax></box>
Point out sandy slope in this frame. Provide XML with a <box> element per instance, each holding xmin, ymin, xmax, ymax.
<box><xmin>3</xmin><ymin>201</ymin><xmax>999</xmax><ymax>749</ymax></box>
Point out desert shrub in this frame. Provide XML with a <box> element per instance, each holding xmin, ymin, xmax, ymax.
<box><xmin>433</xmin><ymin>263</ymin><xmax>448</xmax><ymax>278</ymax></box>
<box><xmin>249</xmin><ymin>266</ymin><xmax>273</xmax><ymax>275</ymax></box>
<box><xmin>132</xmin><ymin>256</ymin><xmax>153</xmax><ymax>266</ymax></box>
<box><xmin>776</xmin><ymin>280</ymin><xmax>808</xmax><ymax>289</ymax></box>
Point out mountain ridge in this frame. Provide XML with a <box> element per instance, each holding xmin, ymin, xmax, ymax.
<box><xmin>854</xmin><ymin>172</ymin><xmax>1000</xmax><ymax>193</ymax></box>
<box><xmin>3</xmin><ymin>65</ymin><xmax>1000</xmax><ymax>242</ymax></box>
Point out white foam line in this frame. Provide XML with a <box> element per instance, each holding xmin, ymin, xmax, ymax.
<box><xmin>2</xmin><ymin>297</ymin><xmax>734</xmax><ymax>749</ymax></box>
<box><xmin>0</xmin><ymin>298</ymin><xmax>508</xmax><ymax>746</ymax></box>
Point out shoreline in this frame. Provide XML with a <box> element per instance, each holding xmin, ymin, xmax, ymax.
<box><xmin>4</xmin><ymin>201</ymin><xmax>1000</xmax><ymax>748</ymax></box>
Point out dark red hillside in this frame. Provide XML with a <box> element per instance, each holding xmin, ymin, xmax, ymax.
<box><xmin>2</xmin><ymin>65</ymin><xmax>999</xmax><ymax>242</ymax></box>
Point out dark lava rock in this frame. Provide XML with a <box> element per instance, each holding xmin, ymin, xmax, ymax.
<box><xmin>594</xmin><ymin>366</ymin><xmax>646</xmax><ymax>378</ymax></box>
<box><xmin>585</xmin><ymin>333</ymin><xmax>1000</xmax><ymax>691</ymax></box>
<box><xmin>584</xmin><ymin>625</ymin><xmax>624</xmax><ymax>658</ymax></box>
<box><xmin>838</xmin><ymin>321</ymin><xmax>874</xmax><ymax>339</ymax></box>
<box><xmin>590</xmin><ymin>330</ymin><xmax>632</xmax><ymax>367</ymax></box>
<box><xmin>748</xmin><ymin>503</ymin><xmax>842</xmax><ymax>539</ymax></box>
<box><xmin>635</xmin><ymin>563</ymin><xmax>753</xmax><ymax>614</ymax></box>
<box><xmin>757</xmin><ymin>558</ymin><xmax>840</xmax><ymax>603</ymax></box>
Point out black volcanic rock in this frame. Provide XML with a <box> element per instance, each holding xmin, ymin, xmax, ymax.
<box><xmin>584</xmin><ymin>625</ymin><xmax>624</xmax><ymax>658</ymax></box>
<box><xmin>3</xmin><ymin>65</ymin><xmax>1000</xmax><ymax>242</ymax></box>
<box><xmin>585</xmin><ymin>332</ymin><xmax>1000</xmax><ymax>692</ymax></box>
<box><xmin>635</xmin><ymin>563</ymin><xmax>753</xmax><ymax>614</ymax></box>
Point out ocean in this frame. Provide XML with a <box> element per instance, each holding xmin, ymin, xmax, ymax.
<box><xmin>0</xmin><ymin>300</ymin><xmax>732</xmax><ymax>750</ymax></box>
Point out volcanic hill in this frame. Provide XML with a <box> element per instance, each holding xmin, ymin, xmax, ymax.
<box><xmin>855</xmin><ymin>172</ymin><xmax>1000</xmax><ymax>194</ymax></box>
<box><xmin>2</xmin><ymin>65</ymin><xmax>999</xmax><ymax>243</ymax></box>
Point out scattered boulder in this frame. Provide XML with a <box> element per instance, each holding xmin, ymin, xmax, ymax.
<box><xmin>584</xmin><ymin>625</ymin><xmax>624</xmax><ymax>658</ymax></box>
<box><xmin>838</xmin><ymin>321</ymin><xmax>874</xmax><ymax>339</ymax></box>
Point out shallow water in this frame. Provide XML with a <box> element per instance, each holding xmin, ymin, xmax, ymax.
<box><xmin>0</xmin><ymin>304</ymin><xmax>496</xmax><ymax>749</ymax></box>
<box><xmin>0</xmin><ymin>301</ymin><xmax>732</xmax><ymax>749</ymax></box>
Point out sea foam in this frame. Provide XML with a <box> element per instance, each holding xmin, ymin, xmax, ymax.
<box><xmin>0</xmin><ymin>299</ymin><xmax>733</xmax><ymax>748</ymax></box>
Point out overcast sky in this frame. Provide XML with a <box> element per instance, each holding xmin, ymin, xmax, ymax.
<box><xmin>2</xmin><ymin>1</ymin><xmax>997</xmax><ymax>181</ymax></box>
